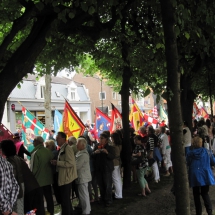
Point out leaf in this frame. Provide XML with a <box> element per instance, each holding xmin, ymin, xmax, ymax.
<box><xmin>185</xmin><ymin>32</ymin><xmax>190</xmax><ymax>40</ymax></box>
<box><xmin>74</xmin><ymin>0</ymin><xmax>79</xmax><ymax>7</ymax></box>
<box><xmin>171</xmin><ymin>0</ymin><xmax>177</xmax><ymax>7</ymax></box>
<box><xmin>196</xmin><ymin>32</ymin><xmax>200</xmax><ymax>38</ymax></box>
<box><xmin>68</xmin><ymin>12</ymin><xmax>75</xmax><ymax>19</ymax></box>
<box><xmin>175</xmin><ymin>26</ymin><xmax>180</xmax><ymax>36</ymax></box>
<box><xmin>52</xmin><ymin>1</ymin><xmax>58</xmax><ymax>7</ymax></box>
<box><xmin>144</xmin><ymin>88</ymin><xmax>151</xmax><ymax>97</ymax></box>
<box><xmin>81</xmin><ymin>2</ymin><xmax>88</xmax><ymax>12</ymax></box>
<box><xmin>88</xmin><ymin>6</ymin><xmax>95</xmax><ymax>15</ymax></box>
<box><xmin>54</xmin><ymin>7</ymin><xmax>60</xmax><ymax>13</ymax></box>
<box><xmin>156</xmin><ymin>43</ymin><xmax>162</xmax><ymax>49</ymax></box>
<box><xmin>35</xmin><ymin>2</ymin><xmax>44</xmax><ymax>11</ymax></box>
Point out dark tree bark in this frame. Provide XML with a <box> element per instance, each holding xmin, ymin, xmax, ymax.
<box><xmin>0</xmin><ymin>15</ymin><xmax>56</xmax><ymax>122</ymax></box>
<box><xmin>160</xmin><ymin>0</ymin><xmax>190</xmax><ymax>214</ymax></box>
<box><xmin>181</xmin><ymin>74</ymin><xmax>196</xmax><ymax>130</ymax></box>
<box><xmin>180</xmin><ymin>56</ymin><xmax>202</xmax><ymax>130</ymax></box>
<box><xmin>120</xmin><ymin>16</ymin><xmax>132</xmax><ymax>187</ymax></box>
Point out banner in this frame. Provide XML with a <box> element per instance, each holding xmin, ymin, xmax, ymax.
<box><xmin>94</xmin><ymin>108</ymin><xmax>111</xmax><ymax>139</ymax></box>
<box><xmin>22</xmin><ymin>106</ymin><xmax>49</xmax><ymax>153</ymax></box>
<box><xmin>54</xmin><ymin>110</ymin><xmax>62</xmax><ymax>133</ymax></box>
<box><xmin>59</xmin><ymin>100</ymin><xmax>85</xmax><ymax>138</ymax></box>
<box><xmin>129</xmin><ymin>98</ymin><xmax>145</xmax><ymax>132</ymax></box>
<box><xmin>110</xmin><ymin>103</ymin><xmax>122</xmax><ymax>133</ymax></box>
<box><xmin>159</xmin><ymin>105</ymin><xmax>168</xmax><ymax>124</ymax></box>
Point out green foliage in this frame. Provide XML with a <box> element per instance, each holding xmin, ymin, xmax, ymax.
<box><xmin>1</xmin><ymin>0</ymin><xmax>215</xmax><ymax>104</ymax></box>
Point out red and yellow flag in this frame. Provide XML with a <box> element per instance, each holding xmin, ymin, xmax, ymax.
<box><xmin>200</xmin><ymin>107</ymin><xmax>209</xmax><ymax>119</ymax></box>
<box><xmin>129</xmin><ymin>98</ymin><xmax>144</xmax><ymax>132</ymax></box>
<box><xmin>60</xmin><ymin>100</ymin><xmax>85</xmax><ymax>138</ymax></box>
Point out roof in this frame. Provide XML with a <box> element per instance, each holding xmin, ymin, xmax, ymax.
<box><xmin>10</xmin><ymin>74</ymin><xmax>89</xmax><ymax>102</ymax></box>
<box><xmin>24</xmin><ymin>74</ymin><xmax>74</xmax><ymax>85</ymax></box>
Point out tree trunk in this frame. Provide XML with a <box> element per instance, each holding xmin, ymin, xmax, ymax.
<box><xmin>121</xmin><ymin>39</ymin><xmax>132</xmax><ymax>188</ymax></box>
<box><xmin>160</xmin><ymin>0</ymin><xmax>190</xmax><ymax>214</ymax></box>
<box><xmin>44</xmin><ymin>72</ymin><xmax>52</xmax><ymax>130</ymax></box>
<box><xmin>181</xmin><ymin>74</ymin><xmax>196</xmax><ymax>130</ymax></box>
<box><xmin>0</xmin><ymin>15</ymin><xmax>55</xmax><ymax>122</ymax></box>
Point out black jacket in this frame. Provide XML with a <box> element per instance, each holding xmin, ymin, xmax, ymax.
<box><xmin>92</xmin><ymin>144</ymin><xmax>115</xmax><ymax>172</ymax></box>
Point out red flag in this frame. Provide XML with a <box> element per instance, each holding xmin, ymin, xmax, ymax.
<box><xmin>0</xmin><ymin>123</ymin><xmax>13</xmax><ymax>142</ymax></box>
<box><xmin>0</xmin><ymin>123</ymin><xmax>14</xmax><ymax>157</ymax></box>
<box><xmin>110</xmin><ymin>103</ymin><xmax>122</xmax><ymax>133</ymax></box>
<box><xmin>60</xmin><ymin>100</ymin><xmax>85</xmax><ymax>138</ymax></box>
<box><xmin>152</xmin><ymin>105</ymin><xmax>158</xmax><ymax>118</ymax></box>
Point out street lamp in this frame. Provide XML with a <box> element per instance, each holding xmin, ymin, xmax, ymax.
<box><xmin>87</xmin><ymin>75</ymin><xmax>104</xmax><ymax>113</ymax></box>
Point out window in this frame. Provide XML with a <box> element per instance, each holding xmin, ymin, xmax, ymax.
<box><xmin>36</xmin><ymin>111</ymin><xmax>45</xmax><ymax>124</ymax></box>
<box><xmin>71</xmin><ymin>91</ymin><xmax>75</xmax><ymax>100</ymax></box>
<box><xmin>112</xmin><ymin>92</ymin><xmax>117</xmax><ymax>99</ymax></box>
<box><xmin>15</xmin><ymin>112</ymin><xmax>22</xmax><ymax>130</ymax></box>
<box><xmin>99</xmin><ymin>92</ymin><xmax>106</xmax><ymax>100</ymax></box>
<box><xmin>41</xmin><ymin>86</ymin><xmax>45</xmax><ymax>98</ymax></box>
<box><xmin>117</xmin><ymin>94</ymin><xmax>121</xmax><ymax>100</ymax></box>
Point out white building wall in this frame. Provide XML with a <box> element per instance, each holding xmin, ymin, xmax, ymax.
<box><xmin>2</xmin><ymin>102</ymin><xmax>10</xmax><ymax>129</ymax></box>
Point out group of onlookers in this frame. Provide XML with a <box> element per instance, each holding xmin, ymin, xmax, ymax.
<box><xmin>2</xmin><ymin>116</ymin><xmax>215</xmax><ymax>215</ymax></box>
<box><xmin>131</xmin><ymin>125</ymin><xmax>173</xmax><ymax>197</ymax></box>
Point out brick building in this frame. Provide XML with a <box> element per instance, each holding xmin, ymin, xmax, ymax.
<box><xmin>73</xmin><ymin>73</ymin><xmax>122</xmax><ymax>122</ymax></box>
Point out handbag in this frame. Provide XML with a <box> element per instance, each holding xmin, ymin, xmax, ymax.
<box><xmin>131</xmin><ymin>156</ymin><xmax>142</xmax><ymax>165</ymax></box>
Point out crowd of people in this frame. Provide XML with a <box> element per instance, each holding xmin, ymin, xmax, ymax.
<box><xmin>1</xmin><ymin>116</ymin><xmax>215</xmax><ymax>215</ymax></box>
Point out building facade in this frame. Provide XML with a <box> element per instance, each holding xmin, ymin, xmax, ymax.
<box><xmin>73</xmin><ymin>73</ymin><xmax>122</xmax><ymax>121</ymax></box>
<box><xmin>4</xmin><ymin>74</ymin><xmax>91</xmax><ymax>133</ymax></box>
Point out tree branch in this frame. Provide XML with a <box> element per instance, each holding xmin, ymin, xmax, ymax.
<box><xmin>0</xmin><ymin>2</ymin><xmax>35</xmax><ymax>61</ymax></box>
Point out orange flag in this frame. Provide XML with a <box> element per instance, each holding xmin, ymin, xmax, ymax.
<box><xmin>200</xmin><ymin>107</ymin><xmax>209</xmax><ymax>119</ymax></box>
<box><xmin>60</xmin><ymin>100</ymin><xmax>85</xmax><ymax>138</ymax></box>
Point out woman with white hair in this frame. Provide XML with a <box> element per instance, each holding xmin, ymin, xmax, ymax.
<box><xmin>76</xmin><ymin>138</ymin><xmax>92</xmax><ymax>215</ymax></box>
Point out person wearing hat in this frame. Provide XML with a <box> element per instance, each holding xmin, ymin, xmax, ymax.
<box><xmin>13</xmin><ymin>132</ymin><xmax>31</xmax><ymax>159</ymax></box>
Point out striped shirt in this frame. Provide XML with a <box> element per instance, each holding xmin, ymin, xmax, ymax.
<box><xmin>147</xmin><ymin>136</ymin><xmax>155</xmax><ymax>151</ymax></box>
<box><xmin>133</xmin><ymin>145</ymin><xmax>148</xmax><ymax>169</ymax></box>
<box><xmin>0</xmin><ymin>156</ymin><xmax>19</xmax><ymax>212</ymax></box>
